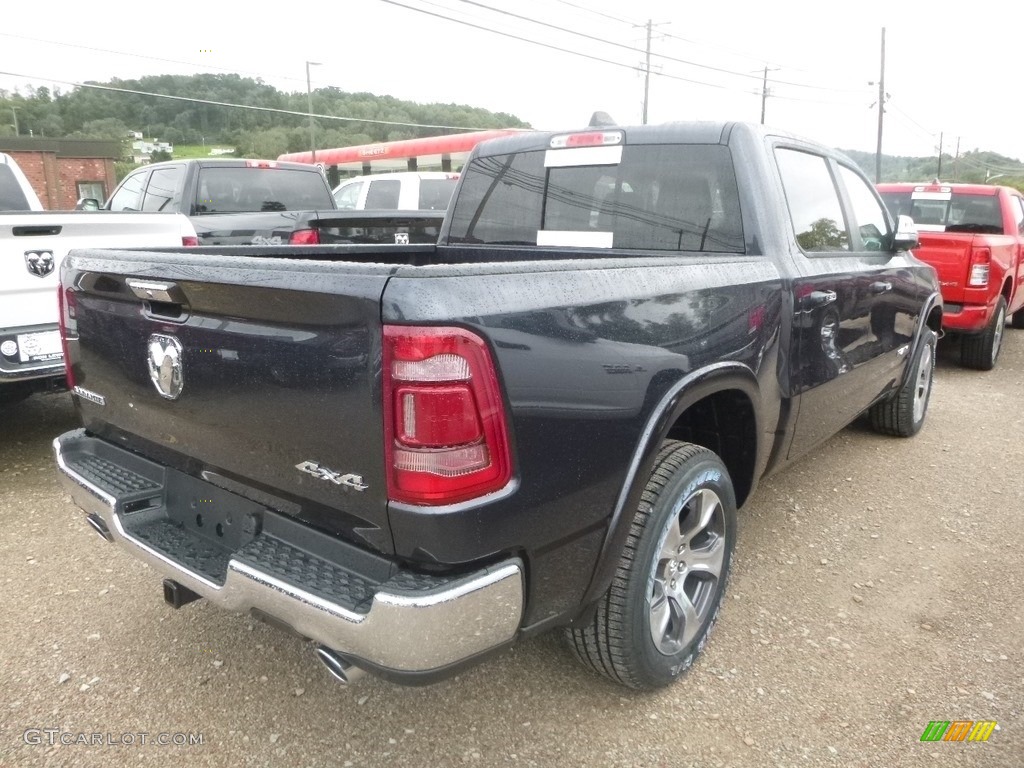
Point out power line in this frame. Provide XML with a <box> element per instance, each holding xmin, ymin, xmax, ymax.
<box><xmin>0</xmin><ymin>32</ymin><xmax>309</xmax><ymax>87</ymax></box>
<box><xmin>379</xmin><ymin>0</ymin><xmax>872</xmax><ymax>107</ymax></box>
<box><xmin>374</xmin><ymin>0</ymin><xmax>740</xmax><ymax>92</ymax></box>
<box><xmin>888</xmin><ymin>103</ymin><xmax>936</xmax><ymax>140</ymax></box>
<box><xmin>654</xmin><ymin>29</ymin><xmax>869</xmax><ymax>92</ymax></box>
<box><xmin>450</xmin><ymin>0</ymin><xmax>866</xmax><ymax>93</ymax></box>
<box><xmin>550</xmin><ymin>0</ymin><xmax>639</xmax><ymax>27</ymax></box>
<box><xmin>0</xmin><ymin>70</ymin><xmax>498</xmax><ymax>132</ymax></box>
<box><xmin>1</xmin><ymin>13</ymin><xmax>870</xmax><ymax>117</ymax></box>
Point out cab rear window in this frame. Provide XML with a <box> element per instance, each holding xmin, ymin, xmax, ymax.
<box><xmin>418</xmin><ymin>179</ymin><xmax>457</xmax><ymax>210</ymax></box>
<box><xmin>447</xmin><ymin>144</ymin><xmax>744</xmax><ymax>252</ymax></box>
<box><xmin>195</xmin><ymin>167</ymin><xmax>333</xmax><ymax>213</ymax></box>
<box><xmin>880</xmin><ymin>190</ymin><xmax>1003</xmax><ymax>233</ymax></box>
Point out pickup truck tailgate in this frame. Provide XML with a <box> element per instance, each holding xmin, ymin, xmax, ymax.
<box><xmin>62</xmin><ymin>249</ymin><xmax>399</xmax><ymax>553</ymax></box>
<box><xmin>913</xmin><ymin>232</ymin><xmax>980</xmax><ymax>303</ymax></box>
<box><xmin>1</xmin><ymin>212</ymin><xmax>192</xmax><ymax>329</ymax></box>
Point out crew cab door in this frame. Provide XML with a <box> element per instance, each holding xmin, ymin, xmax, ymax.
<box><xmin>777</xmin><ymin>147</ymin><xmax>919</xmax><ymax>460</ymax></box>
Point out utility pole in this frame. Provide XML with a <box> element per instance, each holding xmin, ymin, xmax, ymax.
<box><xmin>953</xmin><ymin>136</ymin><xmax>961</xmax><ymax>181</ymax></box>
<box><xmin>306</xmin><ymin>61</ymin><xmax>321</xmax><ymax>163</ymax></box>
<box><xmin>874</xmin><ymin>27</ymin><xmax>886</xmax><ymax>183</ymax></box>
<box><xmin>641</xmin><ymin>20</ymin><xmax>652</xmax><ymax>125</ymax></box>
<box><xmin>936</xmin><ymin>132</ymin><xmax>943</xmax><ymax>179</ymax></box>
<box><xmin>754</xmin><ymin>66</ymin><xmax>780</xmax><ymax>124</ymax></box>
<box><xmin>634</xmin><ymin>19</ymin><xmax>667</xmax><ymax>124</ymax></box>
<box><xmin>10</xmin><ymin>106</ymin><xmax>18</xmax><ymax>136</ymax></box>
<box><xmin>761</xmin><ymin>66</ymin><xmax>769</xmax><ymax>124</ymax></box>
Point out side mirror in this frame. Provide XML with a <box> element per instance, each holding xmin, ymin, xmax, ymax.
<box><xmin>75</xmin><ymin>198</ymin><xmax>101</xmax><ymax>211</ymax></box>
<box><xmin>892</xmin><ymin>214</ymin><xmax>918</xmax><ymax>251</ymax></box>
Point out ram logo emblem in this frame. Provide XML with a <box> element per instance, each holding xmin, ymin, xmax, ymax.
<box><xmin>147</xmin><ymin>334</ymin><xmax>185</xmax><ymax>400</ymax></box>
<box><xmin>24</xmin><ymin>250</ymin><xmax>55</xmax><ymax>278</ymax></box>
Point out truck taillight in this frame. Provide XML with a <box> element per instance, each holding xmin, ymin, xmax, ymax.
<box><xmin>57</xmin><ymin>286</ymin><xmax>77</xmax><ymax>389</ymax></box>
<box><xmin>968</xmin><ymin>246</ymin><xmax>991</xmax><ymax>287</ymax></box>
<box><xmin>289</xmin><ymin>229</ymin><xmax>320</xmax><ymax>245</ymax></box>
<box><xmin>383</xmin><ymin>326</ymin><xmax>511</xmax><ymax>505</ymax></box>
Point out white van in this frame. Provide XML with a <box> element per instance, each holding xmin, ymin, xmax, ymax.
<box><xmin>332</xmin><ymin>172</ymin><xmax>459</xmax><ymax>211</ymax></box>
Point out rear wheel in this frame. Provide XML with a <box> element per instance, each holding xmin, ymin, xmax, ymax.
<box><xmin>961</xmin><ymin>297</ymin><xmax>1006</xmax><ymax>371</ymax></box>
<box><xmin>566</xmin><ymin>441</ymin><xmax>736</xmax><ymax>690</ymax></box>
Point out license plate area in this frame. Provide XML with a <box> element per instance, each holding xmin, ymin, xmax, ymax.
<box><xmin>163</xmin><ymin>470</ymin><xmax>265</xmax><ymax>552</ymax></box>
<box><xmin>17</xmin><ymin>330</ymin><xmax>62</xmax><ymax>363</ymax></box>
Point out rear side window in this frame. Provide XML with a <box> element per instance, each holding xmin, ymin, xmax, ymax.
<box><xmin>775</xmin><ymin>148</ymin><xmax>850</xmax><ymax>253</ymax></box>
<box><xmin>195</xmin><ymin>167</ymin><xmax>333</xmax><ymax>213</ymax></box>
<box><xmin>109</xmin><ymin>171</ymin><xmax>147</xmax><ymax>211</ymax></box>
<box><xmin>0</xmin><ymin>165</ymin><xmax>31</xmax><ymax>210</ymax></box>
<box><xmin>365</xmin><ymin>179</ymin><xmax>400</xmax><ymax>209</ymax></box>
<box><xmin>333</xmin><ymin>180</ymin><xmax>362</xmax><ymax>209</ymax></box>
<box><xmin>418</xmin><ymin>179</ymin><xmax>457</xmax><ymax>210</ymax></box>
<box><xmin>448</xmin><ymin>144</ymin><xmax>744</xmax><ymax>252</ymax></box>
<box><xmin>142</xmin><ymin>166</ymin><xmax>183</xmax><ymax>212</ymax></box>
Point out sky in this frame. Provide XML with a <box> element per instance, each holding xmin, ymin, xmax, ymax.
<box><xmin>3</xmin><ymin>0</ymin><xmax>1024</xmax><ymax>169</ymax></box>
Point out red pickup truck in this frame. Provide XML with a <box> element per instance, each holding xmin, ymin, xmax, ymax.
<box><xmin>877</xmin><ymin>182</ymin><xmax>1024</xmax><ymax>370</ymax></box>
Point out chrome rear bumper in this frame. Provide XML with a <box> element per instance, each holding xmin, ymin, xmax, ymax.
<box><xmin>54</xmin><ymin>430</ymin><xmax>523</xmax><ymax>674</ymax></box>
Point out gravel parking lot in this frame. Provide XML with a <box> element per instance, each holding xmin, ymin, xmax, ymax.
<box><xmin>1</xmin><ymin>334</ymin><xmax>1021</xmax><ymax>768</ymax></box>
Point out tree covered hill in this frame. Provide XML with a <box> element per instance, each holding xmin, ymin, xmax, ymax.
<box><xmin>840</xmin><ymin>148</ymin><xmax>1024</xmax><ymax>191</ymax></box>
<box><xmin>0</xmin><ymin>73</ymin><xmax>530</xmax><ymax>159</ymax></box>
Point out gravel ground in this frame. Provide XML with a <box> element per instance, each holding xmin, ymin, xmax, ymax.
<box><xmin>1</xmin><ymin>334</ymin><xmax>1021</xmax><ymax>768</ymax></box>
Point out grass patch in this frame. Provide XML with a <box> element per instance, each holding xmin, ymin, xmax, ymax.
<box><xmin>173</xmin><ymin>144</ymin><xmax>237</xmax><ymax>159</ymax></box>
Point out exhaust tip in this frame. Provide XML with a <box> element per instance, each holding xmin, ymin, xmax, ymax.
<box><xmin>85</xmin><ymin>513</ymin><xmax>113</xmax><ymax>542</ymax></box>
<box><xmin>315</xmin><ymin>645</ymin><xmax>367</xmax><ymax>686</ymax></box>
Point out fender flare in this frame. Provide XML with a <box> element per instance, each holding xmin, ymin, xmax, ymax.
<box><xmin>576</xmin><ymin>362</ymin><xmax>762</xmax><ymax>614</ymax></box>
<box><xmin>901</xmin><ymin>290</ymin><xmax>943</xmax><ymax>389</ymax></box>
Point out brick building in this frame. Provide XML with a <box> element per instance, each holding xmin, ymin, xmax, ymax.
<box><xmin>0</xmin><ymin>138</ymin><xmax>122</xmax><ymax>210</ymax></box>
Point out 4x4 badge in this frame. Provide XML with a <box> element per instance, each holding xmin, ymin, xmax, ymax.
<box><xmin>295</xmin><ymin>461</ymin><xmax>368</xmax><ymax>491</ymax></box>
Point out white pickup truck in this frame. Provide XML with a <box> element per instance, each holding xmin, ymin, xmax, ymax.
<box><xmin>1</xmin><ymin>153</ymin><xmax>199</xmax><ymax>406</ymax></box>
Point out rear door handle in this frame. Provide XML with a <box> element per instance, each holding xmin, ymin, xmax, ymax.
<box><xmin>13</xmin><ymin>225</ymin><xmax>62</xmax><ymax>236</ymax></box>
<box><xmin>870</xmin><ymin>281</ymin><xmax>893</xmax><ymax>294</ymax></box>
<box><xmin>800</xmin><ymin>290</ymin><xmax>837</xmax><ymax>311</ymax></box>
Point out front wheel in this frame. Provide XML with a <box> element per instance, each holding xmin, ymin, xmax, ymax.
<box><xmin>566</xmin><ymin>441</ymin><xmax>736</xmax><ymax>690</ymax></box>
<box><xmin>869</xmin><ymin>328</ymin><xmax>936</xmax><ymax>437</ymax></box>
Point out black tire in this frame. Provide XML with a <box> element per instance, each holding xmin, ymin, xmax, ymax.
<box><xmin>0</xmin><ymin>385</ymin><xmax>33</xmax><ymax>408</ymax></box>
<box><xmin>566</xmin><ymin>441</ymin><xmax>736</xmax><ymax>690</ymax></box>
<box><xmin>961</xmin><ymin>297</ymin><xmax>1006</xmax><ymax>371</ymax></box>
<box><xmin>869</xmin><ymin>328</ymin><xmax>936</xmax><ymax>437</ymax></box>
<box><xmin>1011</xmin><ymin>306</ymin><xmax>1024</xmax><ymax>330</ymax></box>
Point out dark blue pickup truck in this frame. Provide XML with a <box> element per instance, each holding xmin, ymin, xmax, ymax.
<box><xmin>53</xmin><ymin>122</ymin><xmax>941</xmax><ymax>690</ymax></box>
